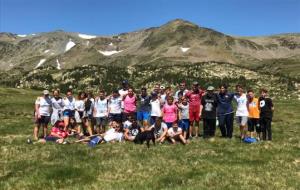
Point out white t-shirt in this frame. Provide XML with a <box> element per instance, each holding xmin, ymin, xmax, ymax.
<box><xmin>75</xmin><ymin>100</ymin><xmax>85</xmax><ymax>112</ymax></box>
<box><xmin>35</xmin><ymin>96</ymin><xmax>52</xmax><ymax>116</ymax></box>
<box><xmin>104</xmin><ymin>128</ymin><xmax>123</xmax><ymax>142</ymax></box>
<box><xmin>109</xmin><ymin>97</ymin><xmax>122</xmax><ymax>114</ymax></box>
<box><xmin>150</xmin><ymin>99</ymin><xmax>162</xmax><ymax>117</ymax></box>
<box><xmin>234</xmin><ymin>94</ymin><xmax>249</xmax><ymax>117</ymax></box>
<box><xmin>179</xmin><ymin>103</ymin><xmax>189</xmax><ymax>119</ymax></box>
<box><xmin>94</xmin><ymin>98</ymin><xmax>108</xmax><ymax>117</ymax></box>
<box><xmin>152</xmin><ymin>122</ymin><xmax>168</xmax><ymax>138</ymax></box>
<box><xmin>119</xmin><ymin>89</ymin><xmax>128</xmax><ymax>109</ymax></box>
<box><xmin>160</xmin><ymin>94</ymin><xmax>167</xmax><ymax>107</ymax></box>
<box><xmin>174</xmin><ymin>89</ymin><xmax>188</xmax><ymax>101</ymax></box>
<box><xmin>123</xmin><ymin>120</ymin><xmax>132</xmax><ymax>129</ymax></box>
<box><xmin>51</xmin><ymin>97</ymin><xmax>64</xmax><ymax>110</ymax></box>
<box><xmin>167</xmin><ymin>127</ymin><xmax>182</xmax><ymax>137</ymax></box>
<box><xmin>63</xmin><ymin>97</ymin><xmax>75</xmax><ymax>111</ymax></box>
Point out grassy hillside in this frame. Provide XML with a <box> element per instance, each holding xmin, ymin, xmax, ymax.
<box><xmin>0</xmin><ymin>87</ymin><xmax>299</xmax><ymax>189</ymax></box>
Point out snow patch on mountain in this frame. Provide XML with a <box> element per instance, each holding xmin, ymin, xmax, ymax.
<box><xmin>44</xmin><ymin>49</ymin><xmax>50</xmax><ymax>53</ymax></box>
<box><xmin>65</xmin><ymin>40</ymin><xmax>76</xmax><ymax>52</ymax></box>
<box><xmin>56</xmin><ymin>59</ymin><xmax>61</xmax><ymax>70</ymax></box>
<box><xmin>35</xmin><ymin>59</ymin><xmax>46</xmax><ymax>68</ymax></box>
<box><xmin>109</xmin><ymin>42</ymin><xmax>113</xmax><ymax>46</ymax></box>
<box><xmin>180</xmin><ymin>47</ymin><xmax>190</xmax><ymax>52</ymax></box>
<box><xmin>17</xmin><ymin>34</ymin><xmax>27</xmax><ymax>37</ymax></box>
<box><xmin>78</xmin><ymin>34</ymin><xmax>97</xmax><ymax>39</ymax></box>
<box><xmin>98</xmin><ymin>50</ymin><xmax>123</xmax><ymax>56</ymax></box>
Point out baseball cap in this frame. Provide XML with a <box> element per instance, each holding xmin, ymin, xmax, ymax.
<box><xmin>192</xmin><ymin>81</ymin><xmax>199</xmax><ymax>86</ymax></box>
<box><xmin>122</xmin><ymin>80</ymin><xmax>128</xmax><ymax>84</ymax></box>
<box><xmin>43</xmin><ymin>90</ymin><xmax>49</xmax><ymax>95</ymax></box>
<box><xmin>160</xmin><ymin>85</ymin><xmax>165</xmax><ymax>90</ymax></box>
<box><xmin>207</xmin><ymin>86</ymin><xmax>215</xmax><ymax>91</ymax></box>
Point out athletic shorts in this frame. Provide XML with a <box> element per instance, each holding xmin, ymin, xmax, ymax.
<box><xmin>36</xmin><ymin>116</ymin><xmax>50</xmax><ymax>125</ymax></box>
<box><xmin>248</xmin><ymin>118</ymin><xmax>260</xmax><ymax>132</ymax></box>
<box><xmin>63</xmin><ymin>109</ymin><xmax>75</xmax><ymax>118</ymax></box>
<box><xmin>109</xmin><ymin>113</ymin><xmax>122</xmax><ymax>122</ymax></box>
<box><xmin>44</xmin><ymin>136</ymin><xmax>59</xmax><ymax>142</ymax></box>
<box><xmin>189</xmin><ymin>108</ymin><xmax>200</xmax><ymax>122</ymax></box>
<box><xmin>236</xmin><ymin>116</ymin><xmax>248</xmax><ymax>126</ymax></box>
<box><xmin>122</xmin><ymin>112</ymin><xmax>136</xmax><ymax>122</ymax></box>
<box><xmin>95</xmin><ymin>117</ymin><xmax>107</xmax><ymax>126</ymax></box>
<box><xmin>165</xmin><ymin>122</ymin><xmax>173</xmax><ymax>129</ymax></box>
<box><xmin>179</xmin><ymin>119</ymin><xmax>190</xmax><ymax>131</ymax></box>
<box><xmin>137</xmin><ymin>111</ymin><xmax>150</xmax><ymax>121</ymax></box>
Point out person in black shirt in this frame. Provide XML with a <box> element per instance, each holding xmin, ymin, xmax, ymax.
<box><xmin>201</xmin><ymin>86</ymin><xmax>218</xmax><ymax>138</ymax></box>
<box><xmin>258</xmin><ymin>88</ymin><xmax>274</xmax><ymax>141</ymax></box>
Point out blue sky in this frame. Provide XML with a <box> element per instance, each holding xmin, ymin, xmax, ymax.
<box><xmin>0</xmin><ymin>0</ymin><xmax>299</xmax><ymax>36</ymax></box>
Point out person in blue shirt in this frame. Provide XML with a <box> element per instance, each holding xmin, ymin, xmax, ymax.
<box><xmin>137</xmin><ymin>87</ymin><xmax>151</xmax><ymax>130</ymax></box>
<box><xmin>216</xmin><ymin>84</ymin><xmax>235</xmax><ymax>138</ymax></box>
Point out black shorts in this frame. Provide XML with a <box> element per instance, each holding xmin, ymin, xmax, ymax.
<box><xmin>122</xmin><ymin>112</ymin><xmax>136</xmax><ymax>122</ymax></box>
<box><xmin>109</xmin><ymin>113</ymin><xmax>122</xmax><ymax>123</ymax></box>
<box><xmin>247</xmin><ymin>118</ymin><xmax>260</xmax><ymax>132</ymax></box>
<box><xmin>36</xmin><ymin>116</ymin><xmax>50</xmax><ymax>125</ymax></box>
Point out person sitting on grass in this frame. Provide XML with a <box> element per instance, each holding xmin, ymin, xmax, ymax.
<box><xmin>124</xmin><ymin>119</ymin><xmax>141</xmax><ymax>142</ymax></box>
<box><xmin>167</xmin><ymin>121</ymin><xmax>187</xmax><ymax>145</ymax></box>
<box><xmin>30</xmin><ymin>120</ymin><xmax>68</xmax><ymax>144</ymax></box>
<box><xmin>146</xmin><ymin>117</ymin><xmax>168</xmax><ymax>143</ymax></box>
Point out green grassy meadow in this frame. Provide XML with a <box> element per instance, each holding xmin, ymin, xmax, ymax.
<box><xmin>0</xmin><ymin>87</ymin><xmax>299</xmax><ymax>190</ymax></box>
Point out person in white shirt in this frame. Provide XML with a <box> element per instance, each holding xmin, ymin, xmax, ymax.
<box><xmin>146</xmin><ymin>117</ymin><xmax>168</xmax><ymax>143</ymax></box>
<box><xmin>108</xmin><ymin>90</ymin><xmax>122</xmax><ymax>123</ymax></box>
<box><xmin>119</xmin><ymin>80</ymin><xmax>129</xmax><ymax>112</ymax></box>
<box><xmin>62</xmin><ymin>89</ymin><xmax>76</xmax><ymax>131</ymax></box>
<box><xmin>167</xmin><ymin>122</ymin><xmax>187</xmax><ymax>144</ymax></box>
<box><xmin>34</xmin><ymin>90</ymin><xmax>52</xmax><ymax>140</ymax></box>
<box><xmin>174</xmin><ymin>82</ymin><xmax>189</xmax><ymax>102</ymax></box>
<box><xmin>150</xmin><ymin>92</ymin><xmax>162</xmax><ymax>125</ymax></box>
<box><xmin>234</xmin><ymin>85</ymin><xmax>249</xmax><ymax>139</ymax></box>
<box><xmin>50</xmin><ymin>89</ymin><xmax>64</xmax><ymax>125</ymax></box>
<box><xmin>93</xmin><ymin>90</ymin><xmax>108</xmax><ymax>134</ymax></box>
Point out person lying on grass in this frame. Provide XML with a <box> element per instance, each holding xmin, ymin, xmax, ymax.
<box><xmin>103</xmin><ymin>121</ymin><xmax>124</xmax><ymax>143</ymax></box>
<box><xmin>167</xmin><ymin>121</ymin><xmax>187</xmax><ymax>145</ymax></box>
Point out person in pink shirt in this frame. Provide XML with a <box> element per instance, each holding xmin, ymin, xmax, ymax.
<box><xmin>162</xmin><ymin>96</ymin><xmax>178</xmax><ymax>128</ymax></box>
<box><xmin>123</xmin><ymin>87</ymin><xmax>137</xmax><ymax>121</ymax></box>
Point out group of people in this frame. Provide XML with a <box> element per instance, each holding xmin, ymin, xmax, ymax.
<box><xmin>31</xmin><ymin>80</ymin><xmax>274</xmax><ymax>145</ymax></box>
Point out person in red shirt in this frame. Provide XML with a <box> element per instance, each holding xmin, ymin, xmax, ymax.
<box><xmin>185</xmin><ymin>82</ymin><xmax>204</xmax><ymax>138</ymax></box>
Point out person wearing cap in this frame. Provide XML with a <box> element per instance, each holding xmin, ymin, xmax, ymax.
<box><xmin>185</xmin><ymin>81</ymin><xmax>205</xmax><ymax>138</ymax></box>
<box><xmin>159</xmin><ymin>85</ymin><xmax>167</xmax><ymax>107</ymax></box>
<box><xmin>201</xmin><ymin>86</ymin><xmax>218</xmax><ymax>138</ymax></box>
<box><xmin>33</xmin><ymin>89</ymin><xmax>53</xmax><ymax>140</ymax></box>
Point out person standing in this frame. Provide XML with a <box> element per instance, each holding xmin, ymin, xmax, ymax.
<box><xmin>175</xmin><ymin>82</ymin><xmax>188</xmax><ymax>102</ymax></box>
<box><xmin>234</xmin><ymin>85</ymin><xmax>249</xmax><ymax>140</ymax></box>
<box><xmin>216</xmin><ymin>84</ymin><xmax>235</xmax><ymax>138</ymax></box>
<box><xmin>247</xmin><ymin>89</ymin><xmax>260</xmax><ymax>139</ymax></box>
<box><xmin>93</xmin><ymin>90</ymin><xmax>108</xmax><ymax>134</ymax></box>
<box><xmin>123</xmin><ymin>87</ymin><xmax>137</xmax><ymax>121</ymax></box>
<box><xmin>34</xmin><ymin>90</ymin><xmax>52</xmax><ymax>140</ymax></box>
<box><xmin>50</xmin><ymin>89</ymin><xmax>64</xmax><ymax>126</ymax></box>
<box><xmin>137</xmin><ymin>87</ymin><xmax>151</xmax><ymax>129</ymax></box>
<box><xmin>258</xmin><ymin>88</ymin><xmax>274</xmax><ymax>141</ymax></box>
<box><xmin>62</xmin><ymin>89</ymin><xmax>76</xmax><ymax>132</ymax></box>
<box><xmin>185</xmin><ymin>81</ymin><xmax>204</xmax><ymax>138</ymax></box>
<box><xmin>162</xmin><ymin>96</ymin><xmax>178</xmax><ymax>128</ymax></box>
<box><xmin>201</xmin><ymin>86</ymin><xmax>218</xmax><ymax>139</ymax></box>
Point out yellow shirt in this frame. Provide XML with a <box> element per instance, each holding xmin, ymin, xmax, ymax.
<box><xmin>248</xmin><ymin>98</ymin><xmax>260</xmax><ymax>118</ymax></box>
